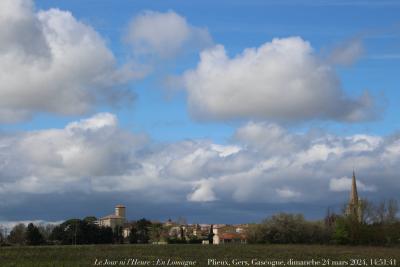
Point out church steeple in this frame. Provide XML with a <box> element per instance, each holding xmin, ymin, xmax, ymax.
<box><xmin>350</xmin><ymin>170</ymin><xmax>358</xmax><ymax>206</ymax></box>
<box><xmin>346</xmin><ymin>170</ymin><xmax>362</xmax><ymax>222</ymax></box>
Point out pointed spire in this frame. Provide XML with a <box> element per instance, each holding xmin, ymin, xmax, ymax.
<box><xmin>350</xmin><ymin>170</ymin><xmax>358</xmax><ymax>205</ymax></box>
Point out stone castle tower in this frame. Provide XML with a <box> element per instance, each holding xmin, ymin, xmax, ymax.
<box><xmin>345</xmin><ymin>170</ymin><xmax>363</xmax><ymax>222</ymax></box>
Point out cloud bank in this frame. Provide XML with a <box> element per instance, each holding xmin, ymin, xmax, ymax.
<box><xmin>0</xmin><ymin>114</ymin><xmax>399</xmax><ymax>216</ymax></box>
<box><xmin>182</xmin><ymin>37</ymin><xmax>376</xmax><ymax>122</ymax></box>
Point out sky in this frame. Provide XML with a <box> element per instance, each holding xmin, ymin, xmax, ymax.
<box><xmin>0</xmin><ymin>0</ymin><xmax>399</xmax><ymax>226</ymax></box>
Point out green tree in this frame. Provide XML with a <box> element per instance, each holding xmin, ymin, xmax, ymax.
<box><xmin>113</xmin><ymin>226</ymin><xmax>123</xmax><ymax>244</ymax></box>
<box><xmin>129</xmin><ymin>226</ymin><xmax>138</xmax><ymax>244</ymax></box>
<box><xmin>333</xmin><ymin>217</ymin><xmax>350</xmax><ymax>244</ymax></box>
<box><xmin>81</xmin><ymin>218</ymin><xmax>102</xmax><ymax>244</ymax></box>
<box><xmin>0</xmin><ymin>226</ymin><xmax>4</xmax><ymax>244</ymax></box>
<box><xmin>249</xmin><ymin>213</ymin><xmax>332</xmax><ymax>244</ymax></box>
<box><xmin>383</xmin><ymin>221</ymin><xmax>400</xmax><ymax>244</ymax></box>
<box><xmin>149</xmin><ymin>223</ymin><xmax>167</xmax><ymax>243</ymax></box>
<box><xmin>50</xmin><ymin>218</ymin><xmax>114</xmax><ymax>245</ymax></box>
<box><xmin>245</xmin><ymin>224</ymin><xmax>264</xmax><ymax>244</ymax></box>
<box><xmin>337</xmin><ymin>199</ymin><xmax>399</xmax><ymax>245</ymax></box>
<box><xmin>26</xmin><ymin>223</ymin><xmax>45</xmax><ymax>245</ymax></box>
<box><xmin>83</xmin><ymin>216</ymin><xmax>98</xmax><ymax>224</ymax></box>
<box><xmin>262</xmin><ymin>213</ymin><xmax>308</xmax><ymax>243</ymax></box>
<box><xmin>49</xmin><ymin>219</ymin><xmax>84</xmax><ymax>245</ymax></box>
<box><xmin>97</xmin><ymin>226</ymin><xmax>113</xmax><ymax>244</ymax></box>
<box><xmin>129</xmin><ymin>218</ymin><xmax>152</xmax><ymax>244</ymax></box>
<box><xmin>180</xmin><ymin>226</ymin><xmax>185</xmax><ymax>240</ymax></box>
<box><xmin>208</xmin><ymin>224</ymin><xmax>214</xmax><ymax>244</ymax></box>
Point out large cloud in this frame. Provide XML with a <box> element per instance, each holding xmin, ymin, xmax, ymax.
<box><xmin>0</xmin><ymin>115</ymin><xmax>399</xmax><ymax>222</ymax></box>
<box><xmin>0</xmin><ymin>0</ymin><xmax>141</xmax><ymax>123</ymax></box>
<box><xmin>125</xmin><ymin>10</ymin><xmax>212</xmax><ymax>59</ymax></box>
<box><xmin>0</xmin><ymin>113</ymin><xmax>148</xmax><ymax>194</ymax></box>
<box><xmin>182</xmin><ymin>37</ymin><xmax>376</xmax><ymax>122</ymax></box>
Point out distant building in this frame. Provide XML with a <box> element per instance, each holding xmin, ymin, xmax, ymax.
<box><xmin>212</xmin><ymin>225</ymin><xmax>247</xmax><ymax>245</ymax></box>
<box><xmin>97</xmin><ymin>205</ymin><xmax>126</xmax><ymax>230</ymax></box>
<box><xmin>345</xmin><ymin>171</ymin><xmax>363</xmax><ymax>222</ymax></box>
<box><xmin>164</xmin><ymin>219</ymin><xmax>175</xmax><ymax>227</ymax></box>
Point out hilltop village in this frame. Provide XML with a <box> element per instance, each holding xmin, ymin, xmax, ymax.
<box><xmin>96</xmin><ymin>204</ymin><xmax>247</xmax><ymax>245</ymax></box>
<box><xmin>94</xmin><ymin>171</ymin><xmax>363</xmax><ymax>245</ymax></box>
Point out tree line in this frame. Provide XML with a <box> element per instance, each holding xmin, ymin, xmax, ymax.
<box><xmin>0</xmin><ymin>217</ymin><xmax>155</xmax><ymax>246</ymax></box>
<box><xmin>0</xmin><ymin>217</ymin><xmax>203</xmax><ymax>246</ymax></box>
<box><xmin>247</xmin><ymin>199</ymin><xmax>400</xmax><ymax>245</ymax></box>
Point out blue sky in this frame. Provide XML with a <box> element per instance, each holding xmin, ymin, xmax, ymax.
<box><xmin>0</xmin><ymin>0</ymin><xmax>399</xmax><ymax>225</ymax></box>
<box><xmin>6</xmin><ymin>0</ymin><xmax>400</xmax><ymax>140</ymax></box>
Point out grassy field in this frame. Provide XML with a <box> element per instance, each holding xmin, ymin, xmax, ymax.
<box><xmin>0</xmin><ymin>244</ymin><xmax>399</xmax><ymax>267</ymax></box>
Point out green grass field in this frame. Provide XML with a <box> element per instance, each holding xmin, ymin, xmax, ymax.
<box><xmin>0</xmin><ymin>244</ymin><xmax>399</xmax><ymax>267</ymax></box>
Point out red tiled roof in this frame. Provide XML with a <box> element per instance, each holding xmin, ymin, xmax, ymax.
<box><xmin>219</xmin><ymin>232</ymin><xmax>246</xmax><ymax>240</ymax></box>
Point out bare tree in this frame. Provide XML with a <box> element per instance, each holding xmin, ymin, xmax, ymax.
<box><xmin>376</xmin><ymin>200</ymin><xmax>387</xmax><ymax>223</ymax></box>
<box><xmin>7</xmin><ymin>223</ymin><xmax>26</xmax><ymax>245</ymax></box>
<box><xmin>386</xmin><ymin>198</ymin><xmax>398</xmax><ymax>223</ymax></box>
<box><xmin>361</xmin><ymin>199</ymin><xmax>399</xmax><ymax>224</ymax></box>
<box><xmin>359</xmin><ymin>199</ymin><xmax>376</xmax><ymax>224</ymax></box>
<box><xmin>38</xmin><ymin>223</ymin><xmax>56</xmax><ymax>241</ymax></box>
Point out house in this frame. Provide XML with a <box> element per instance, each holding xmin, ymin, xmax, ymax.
<box><xmin>97</xmin><ymin>204</ymin><xmax>126</xmax><ymax>231</ymax></box>
<box><xmin>212</xmin><ymin>225</ymin><xmax>247</xmax><ymax>245</ymax></box>
<box><xmin>215</xmin><ymin>232</ymin><xmax>247</xmax><ymax>244</ymax></box>
<box><xmin>164</xmin><ymin>219</ymin><xmax>175</xmax><ymax>227</ymax></box>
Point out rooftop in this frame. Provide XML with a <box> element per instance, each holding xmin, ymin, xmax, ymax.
<box><xmin>100</xmin><ymin>214</ymin><xmax>124</xmax><ymax>220</ymax></box>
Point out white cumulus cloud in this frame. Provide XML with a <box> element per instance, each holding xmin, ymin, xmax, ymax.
<box><xmin>276</xmin><ymin>188</ymin><xmax>302</xmax><ymax>199</ymax></box>
<box><xmin>187</xmin><ymin>180</ymin><xmax>217</xmax><ymax>202</ymax></box>
<box><xmin>329</xmin><ymin>176</ymin><xmax>377</xmax><ymax>192</ymax></box>
<box><xmin>182</xmin><ymin>37</ymin><xmax>376</xmax><ymax>122</ymax></box>
<box><xmin>125</xmin><ymin>10</ymin><xmax>212</xmax><ymax>59</ymax></box>
<box><xmin>0</xmin><ymin>113</ymin><xmax>148</xmax><ymax>194</ymax></box>
<box><xmin>0</xmin><ymin>0</ymin><xmax>142</xmax><ymax>123</ymax></box>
